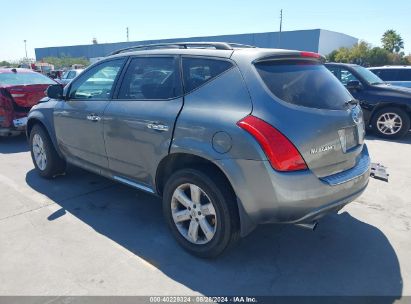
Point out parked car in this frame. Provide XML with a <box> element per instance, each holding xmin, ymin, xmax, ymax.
<box><xmin>369</xmin><ymin>66</ymin><xmax>411</xmax><ymax>88</ymax></box>
<box><xmin>0</xmin><ymin>68</ymin><xmax>57</xmax><ymax>137</ymax></box>
<box><xmin>326</xmin><ymin>63</ymin><xmax>411</xmax><ymax>139</ymax></box>
<box><xmin>27</xmin><ymin>43</ymin><xmax>370</xmax><ymax>257</ymax></box>
<box><xmin>58</xmin><ymin>69</ymin><xmax>84</xmax><ymax>85</ymax></box>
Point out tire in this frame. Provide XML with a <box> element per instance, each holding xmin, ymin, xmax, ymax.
<box><xmin>29</xmin><ymin>124</ymin><xmax>66</xmax><ymax>178</ymax></box>
<box><xmin>371</xmin><ymin>107</ymin><xmax>410</xmax><ymax>139</ymax></box>
<box><xmin>162</xmin><ymin>168</ymin><xmax>240</xmax><ymax>258</ymax></box>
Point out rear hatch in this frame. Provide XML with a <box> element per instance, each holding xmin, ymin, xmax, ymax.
<box><xmin>252</xmin><ymin>54</ymin><xmax>365</xmax><ymax>177</ymax></box>
<box><xmin>7</xmin><ymin>84</ymin><xmax>50</xmax><ymax>111</ymax></box>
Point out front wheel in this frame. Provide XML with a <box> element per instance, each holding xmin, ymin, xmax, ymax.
<box><xmin>162</xmin><ymin>168</ymin><xmax>239</xmax><ymax>258</ymax></box>
<box><xmin>371</xmin><ymin>107</ymin><xmax>410</xmax><ymax>139</ymax></box>
<box><xmin>29</xmin><ymin>124</ymin><xmax>66</xmax><ymax>178</ymax></box>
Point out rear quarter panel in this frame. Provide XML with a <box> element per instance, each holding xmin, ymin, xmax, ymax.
<box><xmin>170</xmin><ymin>66</ymin><xmax>261</xmax><ymax>161</ymax></box>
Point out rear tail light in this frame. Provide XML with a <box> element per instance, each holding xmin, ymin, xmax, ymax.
<box><xmin>237</xmin><ymin>115</ymin><xmax>307</xmax><ymax>171</ymax></box>
<box><xmin>0</xmin><ymin>90</ymin><xmax>14</xmax><ymax>127</ymax></box>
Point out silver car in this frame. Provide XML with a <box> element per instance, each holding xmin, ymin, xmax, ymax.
<box><xmin>58</xmin><ymin>69</ymin><xmax>84</xmax><ymax>85</ymax></box>
<box><xmin>27</xmin><ymin>42</ymin><xmax>370</xmax><ymax>258</ymax></box>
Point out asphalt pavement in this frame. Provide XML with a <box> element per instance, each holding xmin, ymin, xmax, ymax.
<box><xmin>0</xmin><ymin>134</ymin><xmax>410</xmax><ymax>300</ymax></box>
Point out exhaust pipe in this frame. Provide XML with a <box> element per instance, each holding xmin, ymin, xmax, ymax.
<box><xmin>295</xmin><ymin>222</ymin><xmax>318</xmax><ymax>231</ymax></box>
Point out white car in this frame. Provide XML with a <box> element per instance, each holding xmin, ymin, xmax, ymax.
<box><xmin>58</xmin><ymin>69</ymin><xmax>84</xmax><ymax>85</ymax></box>
<box><xmin>369</xmin><ymin>66</ymin><xmax>411</xmax><ymax>88</ymax></box>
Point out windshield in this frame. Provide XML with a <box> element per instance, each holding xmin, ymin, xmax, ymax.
<box><xmin>255</xmin><ymin>60</ymin><xmax>353</xmax><ymax>110</ymax></box>
<box><xmin>352</xmin><ymin>66</ymin><xmax>384</xmax><ymax>85</ymax></box>
<box><xmin>0</xmin><ymin>72</ymin><xmax>55</xmax><ymax>86</ymax></box>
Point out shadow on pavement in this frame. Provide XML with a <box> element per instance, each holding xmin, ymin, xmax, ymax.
<box><xmin>0</xmin><ymin>134</ymin><xmax>29</xmax><ymax>154</ymax></box>
<box><xmin>25</xmin><ymin>168</ymin><xmax>403</xmax><ymax>300</ymax></box>
<box><xmin>365</xmin><ymin>132</ymin><xmax>411</xmax><ymax>145</ymax></box>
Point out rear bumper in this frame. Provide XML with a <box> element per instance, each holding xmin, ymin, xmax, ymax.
<box><xmin>0</xmin><ymin>127</ymin><xmax>25</xmax><ymax>136</ymax></box>
<box><xmin>216</xmin><ymin>145</ymin><xmax>370</xmax><ymax>236</ymax></box>
<box><xmin>0</xmin><ymin>117</ymin><xmax>27</xmax><ymax>136</ymax></box>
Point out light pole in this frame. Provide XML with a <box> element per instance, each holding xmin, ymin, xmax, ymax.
<box><xmin>23</xmin><ymin>40</ymin><xmax>28</xmax><ymax>59</ymax></box>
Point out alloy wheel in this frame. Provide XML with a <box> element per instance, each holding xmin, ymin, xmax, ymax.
<box><xmin>32</xmin><ymin>133</ymin><xmax>47</xmax><ymax>171</ymax></box>
<box><xmin>376</xmin><ymin>112</ymin><xmax>403</xmax><ymax>135</ymax></box>
<box><xmin>171</xmin><ymin>183</ymin><xmax>217</xmax><ymax>245</ymax></box>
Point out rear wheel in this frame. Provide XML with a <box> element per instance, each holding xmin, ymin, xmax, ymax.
<box><xmin>162</xmin><ymin>168</ymin><xmax>239</xmax><ymax>258</ymax></box>
<box><xmin>29</xmin><ymin>124</ymin><xmax>66</xmax><ymax>178</ymax></box>
<box><xmin>372</xmin><ymin>107</ymin><xmax>410</xmax><ymax>139</ymax></box>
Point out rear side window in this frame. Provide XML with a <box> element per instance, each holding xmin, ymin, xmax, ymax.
<box><xmin>255</xmin><ymin>60</ymin><xmax>353</xmax><ymax>110</ymax></box>
<box><xmin>398</xmin><ymin>69</ymin><xmax>411</xmax><ymax>81</ymax></box>
<box><xmin>375</xmin><ymin>69</ymin><xmax>399</xmax><ymax>81</ymax></box>
<box><xmin>182</xmin><ymin>57</ymin><xmax>233</xmax><ymax>93</ymax></box>
<box><xmin>118</xmin><ymin>57</ymin><xmax>181</xmax><ymax>100</ymax></box>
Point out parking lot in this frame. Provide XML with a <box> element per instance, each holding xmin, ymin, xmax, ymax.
<box><xmin>0</xmin><ymin>134</ymin><xmax>410</xmax><ymax>298</ymax></box>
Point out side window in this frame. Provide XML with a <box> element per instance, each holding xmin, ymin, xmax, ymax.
<box><xmin>379</xmin><ymin>69</ymin><xmax>399</xmax><ymax>81</ymax></box>
<box><xmin>69</xmin><ymin>59</ymin><xmax>125</xmax><ymax>100</ymax></box>
<box><xmin>398</xmin><ymin>69</ymin><xmax>411</xmax><ymax>81</ymax></box>
<box><xmin>340</xmin><ymin>69</ymin><xmax>359</xmax><ymax>85</ymax></box>
<box><xmin>118</xmin><ymin>57</ymin><xmax>181</xmax><ymax>100</ymax></box>
<box><xmin>327</xmin><ymin>67</ymin><xmax>341</xmax><ymax>81</ymax></box>
<box><xmin>67</xmin><ymin>71</ymin><xmax>76</xmax><ymax>79</ymax></box>
<box><xmin>370</xmin><ymin>69</ymin><xmax>382</xmax><ymax>77</ymax></box>
<box><xmin>182</xmin><ymin>57</ymin><xmax>233</xmax><ymax>93</ymax></box>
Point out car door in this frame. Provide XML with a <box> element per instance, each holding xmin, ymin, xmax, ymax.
<box><xmin>54</xmin><ymin>58</ymin><xmax>126</xmax><ymax>170</ymax></box>
<box><xmin>104</xmin><ymin>56</ymin><xmax>183</xmax><ymax>189</ymax></box>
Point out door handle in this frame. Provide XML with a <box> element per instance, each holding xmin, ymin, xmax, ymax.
<box><xmin>86</xmin><ymin>114</ymin><xmax>101</xmax><ymax>122</ymax></box>
<box><xmin>146</xmin><ymin>122</ymin><xmax>169</xmax><ymax>132</ymax></box>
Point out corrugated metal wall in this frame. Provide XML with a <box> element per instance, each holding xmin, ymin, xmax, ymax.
<box><xmin>35</xmin><ymin>29</ymin><xmax>357</xmax><ymax>60</ymax></box>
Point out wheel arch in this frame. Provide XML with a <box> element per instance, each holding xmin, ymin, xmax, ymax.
<box><xmin>27</xmin><ymin>115</ymin><xmax>63</xmax><ymax>158</ymax></box>
<box><xmin>369</xmin><ymin>102</ymin><xmax>411</xmax><ymax>124</ymax></box>
<box><xmin>155</xmin><ymin>153</ymin><xmax>232</xmax><ymax>196</ymax></box>
<box><xmin>155</xmin><ymin>152</ymin><xmax>256</xmax><ymax>237</ymax></box>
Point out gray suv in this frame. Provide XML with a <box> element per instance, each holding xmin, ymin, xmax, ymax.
<box><xmin>27</xmin><ymin>42</ymin><xmax>370</xmax><ymax>258</ymax></box>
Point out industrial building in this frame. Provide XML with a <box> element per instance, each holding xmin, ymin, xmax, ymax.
<box><xmin>35</xmin><ymin>29</ymin><xmax>358</xmax><ymax>60</ymax></box>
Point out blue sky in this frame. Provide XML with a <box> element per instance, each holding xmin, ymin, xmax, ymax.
<box><xmin>1</xmin><ymin>0</ymin><xmax>410</xmax><ymax>61</ymax></box>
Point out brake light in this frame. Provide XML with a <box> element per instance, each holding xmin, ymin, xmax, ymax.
<box><xmin>300</xmin><ymin>51</ymin><xmax>321</xmax><ymax>59</ymax></box>
<box><xmin>237</xmin><ymin>115</ymin><xmax>307</xmax><ymax>171</ymax></box>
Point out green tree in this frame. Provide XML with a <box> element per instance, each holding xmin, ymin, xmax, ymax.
<box><xmin>367</xmin><ymin>47</ymin><xmax>390</xmax><ymax>66</ymax></box>
<box><xmin>42</xmin><ymin>56</ymin><xmax>90</xmax><ymax>69</ymax></box>
<box><xmin>381</xmin><ymin>30</ymin><xmax>404</xmax><ymax>53</ymax></box>
<box><xmin>0</xmin><ymin>60</ymin><xmax>11</xmax><ymax>66</ymax></box>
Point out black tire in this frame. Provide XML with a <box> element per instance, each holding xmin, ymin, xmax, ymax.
<box><xmin>371</xmin><ymin>107</ymin><xmax>410</xmax><ymax>139</ymax></box>
<box><xmin>29</xmin><ymin>124</ymin><xmax>66</xmax><ymax>178</ymax></box>
<box><xmin>162</xmin><ymin>168</ymin><xmax>240</xmax><ymax>258</ymax></box>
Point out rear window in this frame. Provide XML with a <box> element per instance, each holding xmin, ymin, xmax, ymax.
<box><xmin>182</xmin><ymin>58</ymin><xmax>233</xmax><ymax>93</ymax></box>
<box><xmin>0</xmin><ymin>72</ymin><xmax>55</xmax><ymax>86</ymax></box>
<box><xmin>255</xmin><ymin>60</ymin><xmax>353</xmax><ymax>110</ymax></box>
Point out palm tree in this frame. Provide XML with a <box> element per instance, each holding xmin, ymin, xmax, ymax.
<box><xmin>381</xmin><ymin>30</ymin><xmax>404</xmax><ymax>53</ymax></box>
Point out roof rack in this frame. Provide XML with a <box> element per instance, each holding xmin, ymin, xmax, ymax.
<box><xmin>108</xmin><ymin>42</ymin><xmax>256</xmax><ymax>56</ymax></box>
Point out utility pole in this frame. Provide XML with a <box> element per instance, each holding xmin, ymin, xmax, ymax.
<box><xmin>278</xmin><ymin>9</ymin><xmax>283</xmax><ymax>48</ymax></box>
<box><xmin>23</xmin><ymin>40</ymin><xmax>28</xmax><ymax>58</ymax></box>
<box><xmin>126</xmin><ymin>27</ymin><xmax>129</xmax><ymax>42</ymax></box>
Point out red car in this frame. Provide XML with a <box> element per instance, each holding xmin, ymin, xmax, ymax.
<box><xmin>0</xmin><ymin>68</ymin><xmax>57</xmax><ymax>136</ymax></box>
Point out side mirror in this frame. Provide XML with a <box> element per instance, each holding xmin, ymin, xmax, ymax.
<box><xmin>346</xmin><ymin>80</ymin><xmax>362</xmax><ymax>91</ymax></box>
<box><xmin>46</xmin><ymin>84</ymin><xmax>64</xmax><ymax>99</ymax></box>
